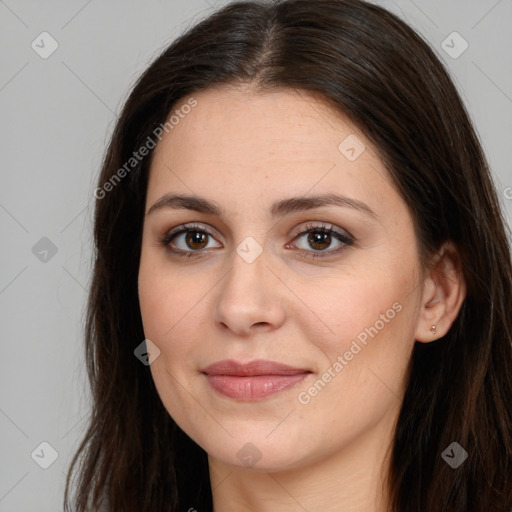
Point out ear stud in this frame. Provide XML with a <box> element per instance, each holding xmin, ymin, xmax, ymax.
<box><xmin>431</xmin><ymin>325</ymin><xmax>437</xmax><ymax>335</ymax></box>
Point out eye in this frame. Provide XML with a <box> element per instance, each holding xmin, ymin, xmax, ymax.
<box><xmin>160</xmin><ymin>223</ymin><xmax>222</xmax><ymax>257</ymax></box>
<box><xmin>160</xmin><ymin>222</ymin><xmax>354</xmax><ymax>259</ymax></box>
<box><xmin>288</xmin><ymin>222</ymin><xmax>354</xmax><ymax>258</ymax></box>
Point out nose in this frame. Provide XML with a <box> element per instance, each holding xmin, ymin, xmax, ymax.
<box><xmin>212</xmin><ymin>246</ymin><xmax>286</xmax><ymax>337</ymax></box>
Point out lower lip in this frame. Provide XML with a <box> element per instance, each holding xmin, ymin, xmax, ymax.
<box><xmin>205</xmin><ymin>374</ymin><xmax>309</xmax><ymax>400</ymax></box>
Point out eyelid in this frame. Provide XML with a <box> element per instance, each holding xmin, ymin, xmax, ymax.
<box><xmin>289</xmin><ymin>221</ymin><xmax>353</xmax><ymax>241</ymax></box>
<box><xmin>162</xmin><ymin>222</ymin><xmax>222</xmax><ymax>245</ymax></box>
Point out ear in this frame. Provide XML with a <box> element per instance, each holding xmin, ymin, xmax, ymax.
<box><xmin>414</xmin><ymin>241</ymin><xmax>467</xmax><ymax>343</ymax></box>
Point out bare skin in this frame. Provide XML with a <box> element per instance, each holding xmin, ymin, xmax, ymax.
<box><xmin>138</xmin><ymin>84</ymin><xmax>466</xmax><ymax>512</ymax></box>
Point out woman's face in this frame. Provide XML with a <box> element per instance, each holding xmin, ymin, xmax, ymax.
<box><xmin>138</xmin><ymin>85</ymin><xmax>425</xmax><ymax>471</ymax></box>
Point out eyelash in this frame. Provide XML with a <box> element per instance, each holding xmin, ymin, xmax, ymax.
<box><xmin>160</xmin><ymin>222</ymin><xmax>355</xmax><ymax>259</ymax></box>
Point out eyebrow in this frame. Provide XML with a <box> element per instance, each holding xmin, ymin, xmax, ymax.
<box><xmin>146</xmin><ymin>192</ymin><xmax>376</xmax><ymax>218</ymax></box>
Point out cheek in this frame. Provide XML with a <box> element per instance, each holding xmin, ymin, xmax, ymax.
<box><xmin>138</xmin><ymin>248</ymin><xmax>203</xmax><ymax>345</ymax></box>
<box><xmin>290</xmin><ymin>283</ymin><xmax>416</xmax><ymax>454</ymax></box>
<box><xmin>138</xmin><ymin>259</ymin><xmax>208</xmax><ymax>438</ymax></box>
<box><xmin>299</xmin><ymin>265</ymin><xmax>417</xmax><ymax>354</ymax></box>
<box><xmin>292</xmin><ymin>255</ymin><xmax>421</xmax><ymax>412</ymax></box>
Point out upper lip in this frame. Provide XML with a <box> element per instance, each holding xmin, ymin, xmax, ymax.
<box><xmin>201</xmin><ymin>359</ymin><xmax>311</xmax><ymax>377</ymax></box>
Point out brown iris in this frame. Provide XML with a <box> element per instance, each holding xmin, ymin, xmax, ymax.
<box><xmin>308</xmin><ymin>231</ymin><xmax>331</xmax><ymax>251</ymax></box>
<box><xmin>185</xmin><ymin>231</ymin><xmax>208</xmax><ymax>250</ymax></box>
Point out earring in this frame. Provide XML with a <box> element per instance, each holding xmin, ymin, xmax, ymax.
<box><xmin>431</xmin><ymin>325</ymin><xmax>437</xmax><ymax>335</ymax></box>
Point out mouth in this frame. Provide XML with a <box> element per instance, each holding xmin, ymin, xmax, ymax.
<box><xmin>200</xmin><ymin>359</ymin><xmax>312</xmax><ymax>401</ymax></box>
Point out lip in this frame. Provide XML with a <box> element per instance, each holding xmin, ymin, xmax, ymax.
<box><xmin>201</xmin><ymin>359</ymin><xmax>311</xmax><ymax>401</ymax></box>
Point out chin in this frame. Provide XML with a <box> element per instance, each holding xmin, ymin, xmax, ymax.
<box><xmin>192</xmin><ymin>421</ymin><xmax>322</xmax><ymax>472</ymax></box>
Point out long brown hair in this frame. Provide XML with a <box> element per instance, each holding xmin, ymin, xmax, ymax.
<box><xmin>64</xmin><ymin>1</ymin><xmax>512</xmax><ymax>510</ymax></box>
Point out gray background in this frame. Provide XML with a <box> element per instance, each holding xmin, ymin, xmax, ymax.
<box><xmin>0</xmin><ymin>0</ymin><xmax>510</xmax><ymax>510</ymax></box>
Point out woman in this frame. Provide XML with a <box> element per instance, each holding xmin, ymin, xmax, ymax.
<box><xmin>64</xmin><ymin>0</ymin><xmax>512</xmax><ymax>510</ymax></box>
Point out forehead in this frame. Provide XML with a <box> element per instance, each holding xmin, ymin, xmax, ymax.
<box><xmin>154</xmin><ymin>85</ymin><xmax>359</xmax><ymax>167</ymax></box>
<box><xmin>147</xmin><ymin>85</ymin><xmax>396</xmax><ymax>213</ymax></box>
